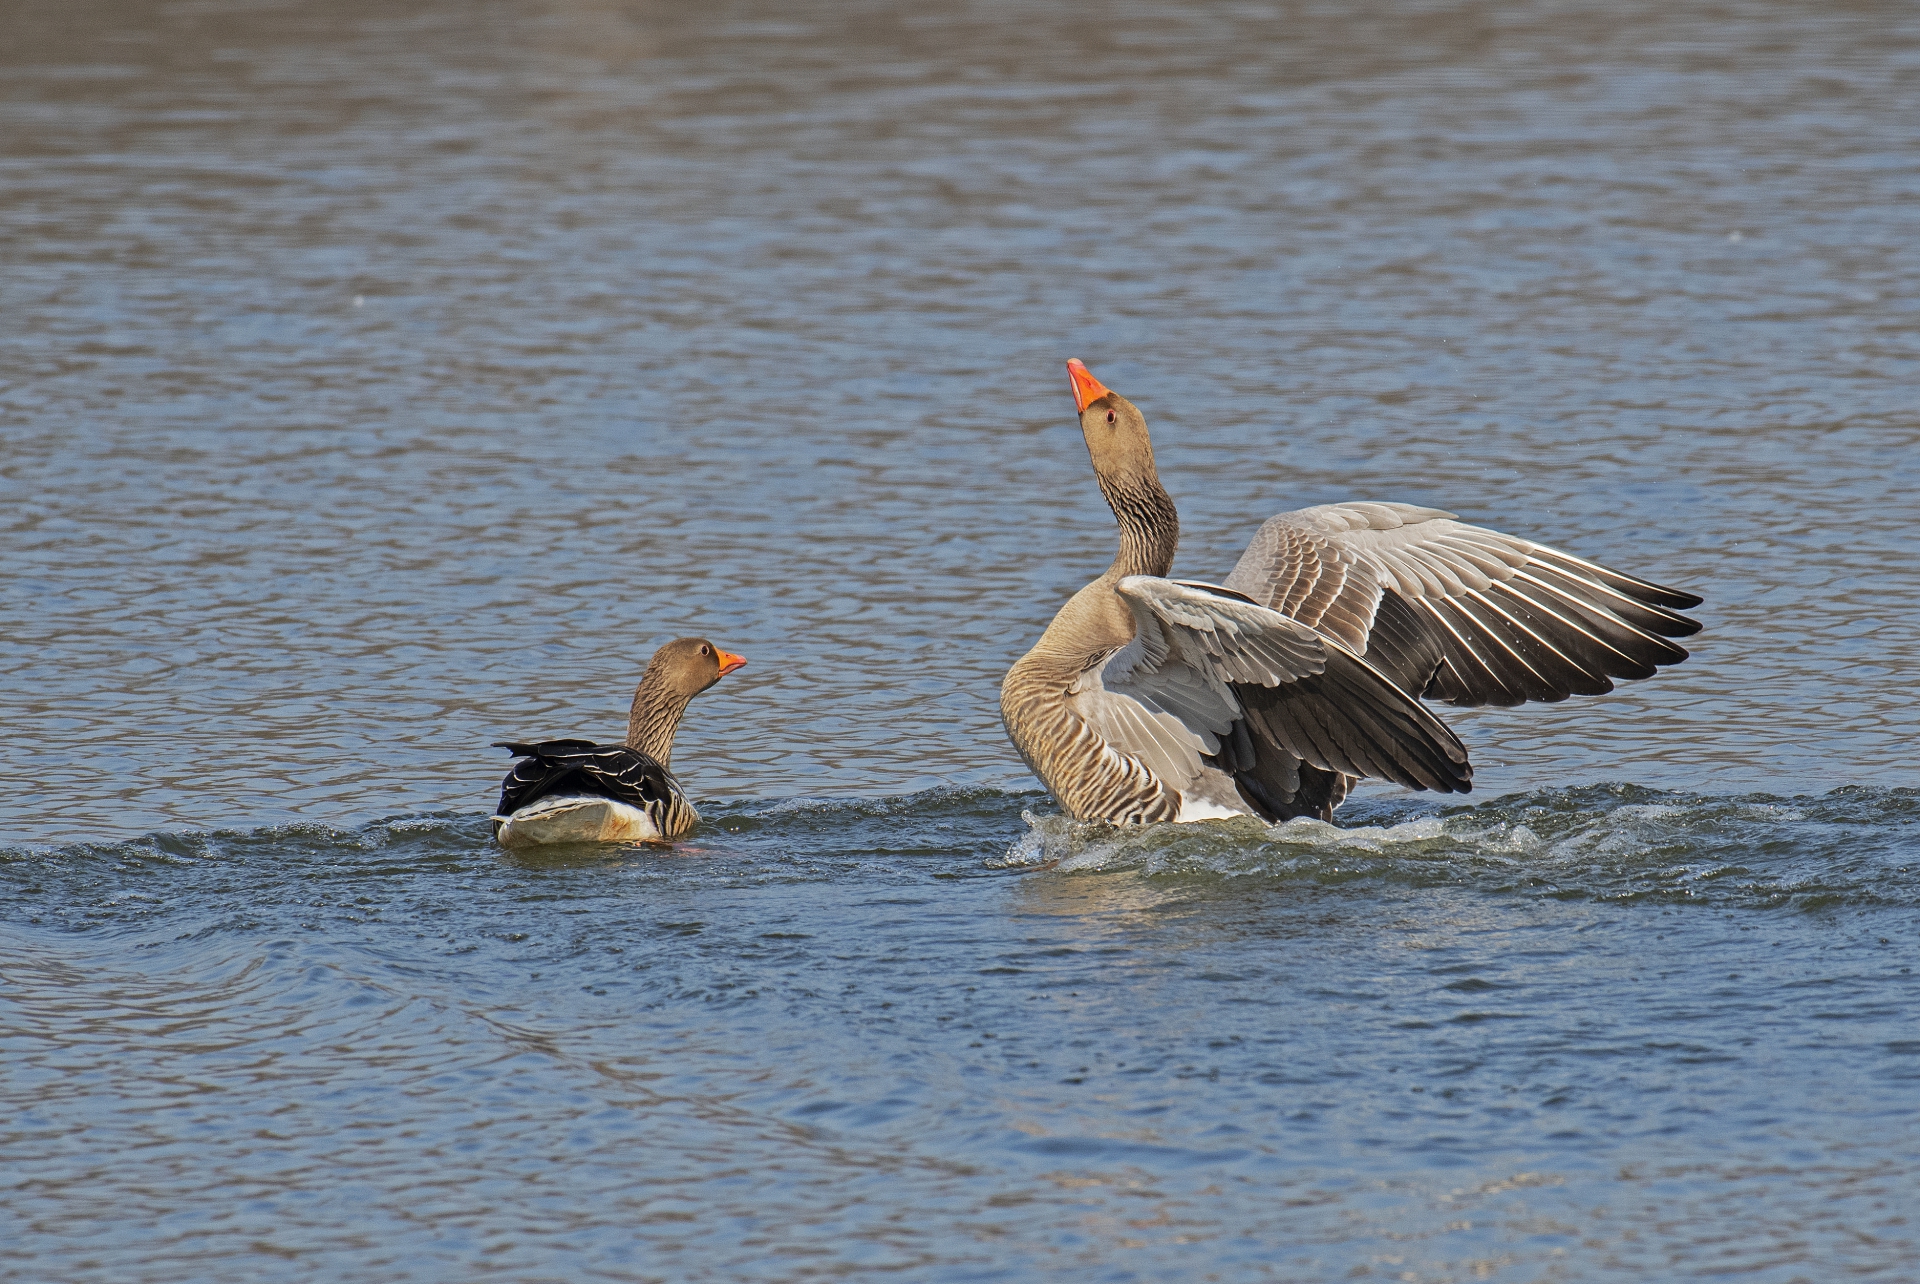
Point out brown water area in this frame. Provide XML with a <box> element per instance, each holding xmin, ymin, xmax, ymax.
<box><xmin>3</xmin><ymin>2</ymin><xmax>1917</xmax><ymax>1281</ymax></box>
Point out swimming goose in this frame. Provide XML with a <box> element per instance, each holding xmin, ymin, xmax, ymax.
<box><xmin>1000</xmin><ymin>360</ymin><xmax>1701</xmax><ymax>825</ymax></box>
<box><xmin>492</xmin><ymin>637</ymin><xmax>745</xmax><ymax>846</ymax></box>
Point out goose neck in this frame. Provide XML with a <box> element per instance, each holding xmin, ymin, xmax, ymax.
<box><xmin>1101</xmin><ymin>473</ymin><xmax>1179</xmax><ymax>579</ymax></box>
<box><xmin>626</xmin><ymin>682</ymin><xmax>692</xmax><ymax>764</ymax></box>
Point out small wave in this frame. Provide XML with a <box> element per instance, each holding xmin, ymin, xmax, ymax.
<box><xmin>997</xmin><ymin>810</ymin><xmax>1464</xmax><ymax>875</ymax></box>
<box><xmin>709</xmin><ymin>784</ymin><xmax>1031</xmax><ymax>831</ymax></box>
<box><xmin>0</xmin><ymin>788</ymin><xmax>1032</xmax><ymax>864</ymax></box>
<box><xmin>0</xmin><ymin>788</ymin><xmax>1046</xmax><ymax>889</ymax></box>
<box><xmin>1</xmin><ymin>811</ymin><xmax>494</xmax><ymax>868</ymax></box>
<box><xmin>994</xmin><ymin>784</ymin><xmax>1920</xmax><ymax>910</ymax></box>
<box><xmin>5</xmin><ymin>785</ymin><xmax>1912</xmax><ymax>912</ymax></box>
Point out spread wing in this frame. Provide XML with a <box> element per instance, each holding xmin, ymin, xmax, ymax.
<box><xmin>1064</xmin><ymin>612</ymin><xmax>1246</xmax><ymax>804</ymax></box>
<box><xmin>492</xmin><ymin>740</ymin><xmax>675</xmax><ymax>816</ymax></box>
<box><xmin>1221</xmin><ymin>502</ymin><xmax>1702</xmax><ymax>707</ymax></box>
<box><xmin>1071</xmin><ymin>577</ymin><xmax>1469</xmax><ymax>795</ymax></box>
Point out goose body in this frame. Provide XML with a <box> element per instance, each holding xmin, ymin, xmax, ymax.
<box><xmin>1000</xmin><ymin>360</ymin><xmax>1701</xmax><ymax>826</ymax></box>
<box><xmin>491</xmin><ymin>638</ymin><xmax>745</xmax><ymax>847</ymax></box>
<box><xmin>492</xmin><ymin>739</ymin><xmax>689</xmax><ymax>845</ymax></box>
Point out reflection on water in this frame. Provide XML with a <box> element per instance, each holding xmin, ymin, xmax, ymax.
<box><xmin>4</xmin><ymin>0</ymin><xmax>1918</xmax><ymax>1279</ymax></box>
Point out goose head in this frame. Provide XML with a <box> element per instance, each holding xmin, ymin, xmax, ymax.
<box><xmin>1067</xmin><ymin>358</ymin><xmax>1161</xmax><ymax>488</ymax></box>
<box><xmin>643</xmin><ymin>637</ymin><xmax>748</xmax><ymax>700</ymax></box>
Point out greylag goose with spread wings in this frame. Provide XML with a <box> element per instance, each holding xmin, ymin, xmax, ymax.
<box><xmin>1000</xmin><ymin>360</ymin><xmax>1701</xmax><ymax>825</ymax></box>
<box><xmin>492</xmin><ymin>637</ymin><xmax>746</xmax><ymax>846</ymax></box>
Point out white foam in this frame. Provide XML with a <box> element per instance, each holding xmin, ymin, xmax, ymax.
<box><xmin>996</xmin><ymin>809</ymin><xmax>1462</xmax><ymax>875</ymax></box>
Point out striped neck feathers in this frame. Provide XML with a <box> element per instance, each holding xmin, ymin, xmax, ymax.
<box><xmin>1098</xmin><ymin>470</ymin><xmax>1179</xmax><ymax>579</ymax></box>
<box><xmin>626</xmin><ymin>682</ymin><xmax>692</xmax><ymax>765</ymax></box>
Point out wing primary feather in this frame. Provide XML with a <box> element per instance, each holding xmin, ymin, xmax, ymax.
<box><xmin>1440</xmin><ymin>591</ymin><xmax>1567</xmax><ymax>702</ymax></box>
<box><xmin>1529</xmin><ymin>545</ymin><xmax>1704</xmax><ymax>612</ymax></box>
<box><xmin>1463</xmin><ymin>587</ymin><xmax>1618</xmax><ymax>696</ymax></box>
<box><xmin>1504</xmin><ymin>573</ymin><xmax>1690</xmax><ymax>671</ymax></box>
<box><xmin>1519</xmin><ymin>561</ymin><xmax>1703</xmax><ymax>639</ymax></box>
<box><xmin>1415</xmin><ymin>597</ymin><xmax>1530</xmax><ymax>707</ymax></box>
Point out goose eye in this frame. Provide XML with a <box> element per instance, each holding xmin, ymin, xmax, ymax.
<box><xmin>1105</xmin><ymin>410</ymin><xmax>1117</xmax><ymax>425</ymax></box>
<box><xmin>700</xmin><ymin>645</ymin><xmax>711</xmax><ymax>656</ymax></box>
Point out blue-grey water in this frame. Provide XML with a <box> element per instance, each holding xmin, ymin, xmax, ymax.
<box><xmin>3</xmin><ymin>1</ymin><xmax>1918</xmax><ymax>1279</ymax></box>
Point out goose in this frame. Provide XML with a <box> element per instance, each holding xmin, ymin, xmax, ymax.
<box><xmin>999</xmin><ymin>359</ymin><xmax>1702</xmax><ymax>825</ymax></box>
<box><xmin>492</xmin><ymin>637</ymin><xmax>746</xmax><ymax>846</ymax></box>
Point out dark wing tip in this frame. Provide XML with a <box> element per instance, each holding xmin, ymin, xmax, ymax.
<box><xmin>1635</xmin><ymin>581</ymin><xmax>1703</xmax><ymax>611</ymax></box>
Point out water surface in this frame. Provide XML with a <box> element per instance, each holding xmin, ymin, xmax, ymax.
<box><xmin>3</xmin><ymin>0</ymin><xmax>1918</xmax><ymax>1279</ymax></box>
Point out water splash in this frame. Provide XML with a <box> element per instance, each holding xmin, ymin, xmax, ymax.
<box><xmin>5</xmin><ymin>784</ymin><xmax>1914</xmax><ymax>917</ymax></box>
<box><xmin>994</xmin><ymin>784</ymin><xmax>1919</xmax><ymax>910</ymax></box>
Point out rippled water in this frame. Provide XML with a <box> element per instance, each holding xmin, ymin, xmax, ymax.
<box><xmin>4</xmin><ymin>0</ymin><xmax>1918</xmax><ymax>1279</ymax></box>
<box><xmin>8</xmin><ymin>787</ymin><xmax>1919</xmax><ymax>1280</ymax></box>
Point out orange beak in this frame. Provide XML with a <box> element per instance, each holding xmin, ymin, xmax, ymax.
<box><xmin>1066</xmin><ymin>358</ymin><xmax>1111</xmax><ymax>413</ymax></box>
<box><xmin>715</xmin><ymin>648</ymin><xmax>747</xmax><ymax>677</ymax></box>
